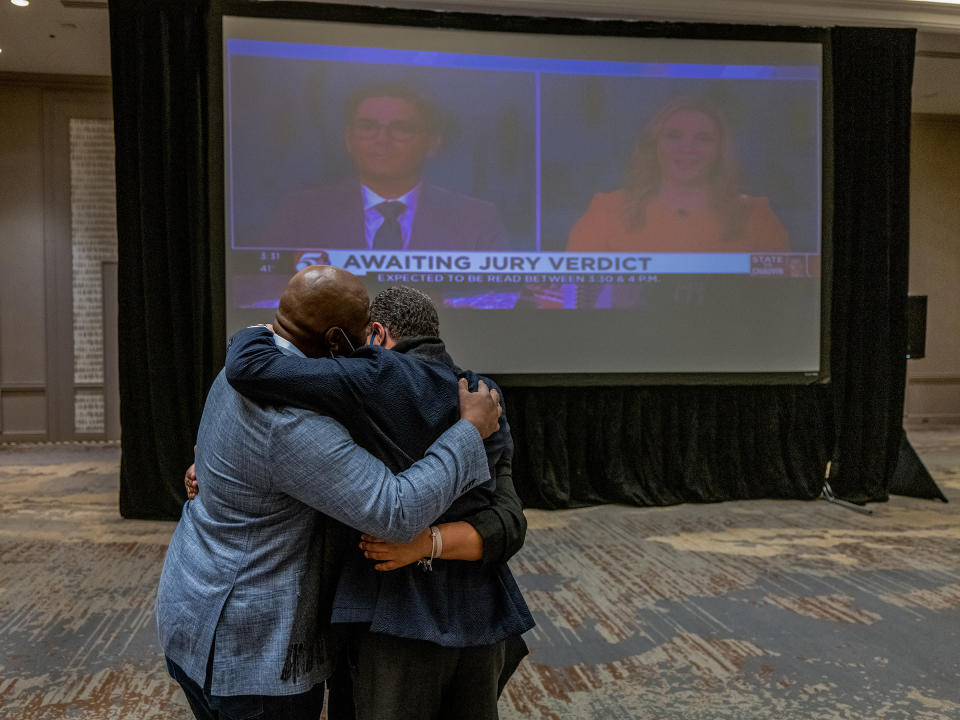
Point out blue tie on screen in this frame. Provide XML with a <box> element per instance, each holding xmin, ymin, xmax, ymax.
<box><xmin>373</xmin><ymin>201</ymin><xmax>406</xmax><ymax>250</ymax></box>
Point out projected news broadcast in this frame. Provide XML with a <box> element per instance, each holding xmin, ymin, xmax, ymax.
<box><xmin>223</xmin><ymin>17</ymin><xmax>824</xmax><ymax>377</ymax></box>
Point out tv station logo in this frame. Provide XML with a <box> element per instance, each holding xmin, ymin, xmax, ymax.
<box><xmin>750</xmin><ymin>254</ymin><xmax>810</xmax><ymax>277</ymax></box>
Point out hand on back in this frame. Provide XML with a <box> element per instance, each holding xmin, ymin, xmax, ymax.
<box><xmin>458</xmin><ymin>378</ymin><xmax>500</xmax><ymax>438</ymax></box>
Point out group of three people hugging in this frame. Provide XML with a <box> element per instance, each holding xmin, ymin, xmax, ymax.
<box><xmin>159</xmin><ymin>271</ymin><xmax>535</xmax><ymax>720</ymax></box>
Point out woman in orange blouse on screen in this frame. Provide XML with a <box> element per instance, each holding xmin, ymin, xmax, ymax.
<box><xmin>567</xmin><ymin>96</ymin><xmax>789</xmax><ymax>253</ymax></box>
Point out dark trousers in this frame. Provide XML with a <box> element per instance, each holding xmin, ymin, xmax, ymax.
<box><xmin>166</xmin><ymin>657</ymin><xmax>324</xmax><ymax>720</ymax></box>
<box><xmin>324</xmin><ymin>658</ymin><xmax>356</xmax><ymax>720</ymax></box>
<box><xmin>350</xmin><ymin>632</ymin><xmax>506</xmax><ymax>720</ymax></box>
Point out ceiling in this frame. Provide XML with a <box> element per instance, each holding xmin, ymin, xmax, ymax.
<box><xmin>1</xmin><ymin>0</ymin><xmax>959</xmax><ymax>113</ymax></box>
<box><xmin>0</xmin><ymin>0</ymin><xmax>110</xmax><ymax>77</ymax></box>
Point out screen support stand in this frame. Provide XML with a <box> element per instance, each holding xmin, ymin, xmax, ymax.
<box><xmin>819</xmin><ymin>462</ymin><xmax>873</xmax><ymax>515</ymax></box>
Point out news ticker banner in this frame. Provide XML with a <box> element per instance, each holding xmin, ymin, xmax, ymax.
<box><xmin>290</xmin><ymin>251</ymin><xmax>816</xmax><ymax>280</ymax></box>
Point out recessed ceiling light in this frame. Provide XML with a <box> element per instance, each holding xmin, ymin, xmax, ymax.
<box><xmin>11</xmin><ymin>0</ymin><xmax>30</xmax><ymax>7</ymax></box>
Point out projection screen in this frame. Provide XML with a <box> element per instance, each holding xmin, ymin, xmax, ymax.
<box><xmin>222</xmin><ymin>14</ymin><xmax>826</xmax><ymax>380</ymax></box>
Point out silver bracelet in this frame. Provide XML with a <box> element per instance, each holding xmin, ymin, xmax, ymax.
<box><xmin>417</xmin><ymin>526</ymin><xmax>442</xmax><ymax>572</ymax></box>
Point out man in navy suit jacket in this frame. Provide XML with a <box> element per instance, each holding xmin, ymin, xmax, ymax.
<box><xmin>261</xmin><ymin>84</ymin><xmax>507</xmax><ymax>252</ymax></box>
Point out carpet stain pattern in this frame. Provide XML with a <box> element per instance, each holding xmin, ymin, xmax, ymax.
<box><xmin>2</xmin><ymin>427</ymin><xmax>960</xmax><ymax>719</ymax></box>
<box><xmin>0</xmin><ymin>445</ymin><xmax>190</xmax><ymax>719</ymax></box>
<box><xmin>498</xmin><ymin>426</ymin><xmax>960</xmax><ymax>719</ymax></box>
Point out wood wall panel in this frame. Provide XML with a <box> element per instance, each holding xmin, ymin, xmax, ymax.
<box><xmin>905</xmin><ymin>376</ymin><xmax>960</xmax><ymax>423</ymax></box>
<box><xmin>1</xmin><ymin>391</ymin><xmax>47</xmax><ymax>438</ymax></box>
<box><xmin>907</xmin><ymin>116</ymin><xmax>960</xmax><ymax>422</ymax></box>
<box><xmin>0</xmin><ymin>85</ymin><xmax>47</xmax><ymax>389</ymax></box>
<box><xmin>0</xmin><ymin>76</ymin><xmax>112</xmax><ymax>441</ymax></box>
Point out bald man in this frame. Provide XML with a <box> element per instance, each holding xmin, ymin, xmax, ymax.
<box><xmin>157</xmin><ymin>266</ymin><xmax>502</xmax><ymax>720</ymax></box>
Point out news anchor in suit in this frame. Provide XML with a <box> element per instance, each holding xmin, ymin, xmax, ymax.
<box><xmin>262</xmin><ymin>84</ymin><xmax>507</xmax><ymax>252</ymax></box>
<box><xmin>157</xmin><ymin>266</ymin><xmax>502</xmax><ymax>720</ymax></box>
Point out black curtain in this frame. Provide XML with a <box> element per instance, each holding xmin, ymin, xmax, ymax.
<box><xmin>110</xmin><ymin>0</ymin><xmax>917</xmax><ymax>519</ymax></box>
<box><xmin>509</xmin><ymin>384</ymin><xmax>833</xmax><ymax>508</ymax></box>
<box><xmin>825</xmin><ymin>28</ymin><xmax>915</xmax><ymax>503</ymax></box>
<box><xmin>112</xmin><ymin>0</ymin><xmax>219</xmax><ymax>519</ymax></box>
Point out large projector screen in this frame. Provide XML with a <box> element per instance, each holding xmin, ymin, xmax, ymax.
<box><xmin>222</xmin><ymin>13</ymin><xmax>826</xmax><ymax>380</ymax></box>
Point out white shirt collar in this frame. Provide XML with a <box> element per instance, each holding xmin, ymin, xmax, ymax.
<box><xmin>361</xmin><ymin>183</ymin><xmax>421</xmax><ymax>211</ymax></box>
<box><xmin>360</xmin><ymin>184</ymin><xmax>421</xmax><ymax>250</ymax></box>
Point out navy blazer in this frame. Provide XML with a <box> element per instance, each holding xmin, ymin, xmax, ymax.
<box><xmin>225</xmin><ymin>328</ymin><xmax>535</xmax><ymax>647</ymax></box>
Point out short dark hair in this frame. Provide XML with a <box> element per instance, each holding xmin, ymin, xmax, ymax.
<box><xmin>344</xmin><ymin>83</ymin><xmax>442</xmax><ymax>135</ymax></box>
<box><xmin>370</xmin><ymin>286</ymin><xmax>440</xmax><ymax>339</ymax></box>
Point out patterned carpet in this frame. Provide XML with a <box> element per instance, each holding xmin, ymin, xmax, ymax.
<box><xmin>1</xmin><ymin>427</ymin><xmax>959</xmax><ymax>719</ymax></box>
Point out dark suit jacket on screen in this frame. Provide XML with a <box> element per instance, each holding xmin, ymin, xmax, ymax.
<box><xmin>261</xmin><ymin>181</ymin><xmax>508</xmax><ymax>251</ymax></box>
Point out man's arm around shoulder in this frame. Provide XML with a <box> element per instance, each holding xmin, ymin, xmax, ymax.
<box><xmin>272</xmin><ymin>379</ymin><xmax>501</xmax><ymax>543</ymax></box>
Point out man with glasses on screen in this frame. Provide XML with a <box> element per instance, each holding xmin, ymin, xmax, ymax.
<box><xmin>261</xmin><ymin>83</ymin><xmax>507</xmax><ymax>252</ymax></box>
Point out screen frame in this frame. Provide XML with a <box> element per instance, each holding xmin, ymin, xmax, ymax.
<box><xmin>207</xmin><ymin>0</ymin><xmax>833</xmax><ymax>387</ymax></box>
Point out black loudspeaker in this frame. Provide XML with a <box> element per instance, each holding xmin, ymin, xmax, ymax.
<box><xmin>906</xmin><ymin>295</ymin><xmax>927</xmax><ymax>359</ymax></box>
